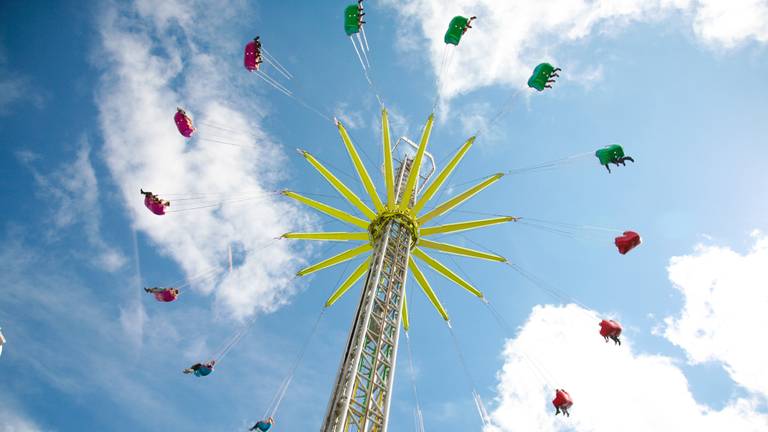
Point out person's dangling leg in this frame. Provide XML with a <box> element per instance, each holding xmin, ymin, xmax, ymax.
<box><xmin>183</xmin><ymin>363</ymin><xmax>202</xmax><ymax>374</ymax></box>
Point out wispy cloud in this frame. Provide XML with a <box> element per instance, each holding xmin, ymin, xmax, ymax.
<box><xmin>18</xmin><ymin>141</ymin><xmax>126</xmax><ymax>272</ymax></box>
<box><xmin>384</xmin><ymin>106</ymin><xmax>414</xmax><ymax>139</ymax></box>
<box><xmin>0</xmin><ymin>233</ymin><xmax>188</xmax><ymax>430</ymax></box>
<box><xmin>457</xmin><ymin>102</ymin><xmax>504</xmax><ymax>141</ymax></box>
<box><xmin>0</xmin><ymin>395</ymin><xmax>45</xmax><ymax>432</ymax></box>
<box><xmin>335</xmin><ymin>102</ymin><xmax>366</xmax><ymax>129</ymax></box>
<box><xmin>94</xmin><ymin>0</ymin><xmax>313</xmax><ymax>319</ymax></box>
<box><xmin>0</xmin><ymin>228</ymin><xmax>335</xmax><ymax>430</ymax></box>
<box><xmin>0</xmin><ymin>41</ymin><xmax>45</xmax><ymax>116</ymax></box>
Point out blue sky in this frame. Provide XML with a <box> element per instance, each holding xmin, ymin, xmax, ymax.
<box><xmin>1</xmin><ymin>1</ymin><xmax>768</xmax><ymax>431</ymax></box>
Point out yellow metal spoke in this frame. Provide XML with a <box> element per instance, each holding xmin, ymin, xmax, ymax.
<box><xmin>297</xmin><ymin>243</ymin><xmax>372</xmax><ymax>277</ymax></box>
<box><xmin>282</xmin><ymin>232</ymin><xmax>369</xmax><ymax>242</ymax></box>
<box><xmin>412</xmin><ymin>136</ymin><xmax>475</xmax><ymax>214</ymax></box>
<box><xmin>336</xmin><ymin>121</ymin><xmax>385</xmax><ymax>212</ymax></box>
<box><xmin>300</xmin><ymin>150</ymin><xmax>376</xmax><ymax>220</ymax></box>
<box><xmin>401</xmin><ymin>286</ymin><xmax>409</xmax><ymax>331</ymax></box>
<box><xmin>382</xmin><ymin>109</ymin><xmax>395</xmax><ymax>208</ymax></box>
<box><xmin>420</xmin><ymin>216</ymin><xmax>518</xmax><ymax>236</ymax></box>
<box><xmin>417</xmin><ymin>239</ymin><xmax>507</xmax><ymax>262</ymax></box>
<box><xmin>412</xmin><ymin>248</ymin><xmax>483</xmax><ymax>298</ymax></box>
<box><xmin>282</xmin><ymin>191</ymin><xmax>369</xmax><ymax>229</ymax></box>
<box><xmin>399</xmin><ymin>114</ymin><xmax>435</xmax><ymax>209</ymax></box>
<box><xmin>418</xmin><ymin>173</ymin><xmax>504</xmax><ymax>224</ymax></box>
<box><xmin>325</xmin><ymin>256</ymin><xmax>372</xmax><ymax>307</ymax></box>
<box><xmin>408</xmin><ymin>257</ymin><xmax>449</xmax><ymax>321</ymax></box>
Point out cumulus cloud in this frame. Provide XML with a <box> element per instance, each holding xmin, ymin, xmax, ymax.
<box><xmin>20</xmin><ymin>142</ymin><xmax>126</xmax><ymax>272</ymax></box>
<box><xmin>485</xmin><ymin>304</ymin><xmax>768</xmax><ymax>432</ymax></box>
<box><xmin>693</xmin><ymin>0</ymin><xmax>768</xmax><ymax>47</ymax></box>
<box><xmin>663</xmin><ymin>231</ymin><xmax>768</xmax><ymax>396</ymax></box>
<box><xmin>95</xmin><ymin>0</ymin><xmax>312</xmax><ymax>319</ymax></box>
<box><xmin>381</xmin><ymin>0</ymin><xmax>768</xmax><ymax>102</ymax></box>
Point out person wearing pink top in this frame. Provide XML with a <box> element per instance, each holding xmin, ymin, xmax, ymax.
<box><xmin>141</xmin><ymin>189</ymin><xmax>170</xmax><ymax>216</ymax></box>
<box><xmin>244</xmin><ymin>36</ymin><xmax>263</xmax><ymax>72</ymax></box>
<box><xmin>174</xmin><ymin>108</ymin><xmax>196</xmax><ymax>138</ymax></box>
<box><xmin>144</xmin><ymin>287</ymin><xmax>180</xmax><ymax>302</ymax></box>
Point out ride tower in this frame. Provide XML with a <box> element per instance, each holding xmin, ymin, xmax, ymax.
<box><xmin>322</xmin><ymin>153</ymin><xmax>425</xmax><ymax>431</ymax></box>
<box><xmin>280</xmin><ymin>110</ymin><xmax>512</xmax><ymax>432</ymax></box>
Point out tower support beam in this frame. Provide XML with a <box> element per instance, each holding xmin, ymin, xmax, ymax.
<box><xmin>321</xmin><ymin>159</ymin><xmax>416</xmax><ymax>432</ymax></box>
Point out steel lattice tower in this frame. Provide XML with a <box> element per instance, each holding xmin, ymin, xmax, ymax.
<box><xmin>321</xmin><ymin>160</ymin><xmax>415</xmax><ymax>432</ymax></box>
<box><xmin>281</xmin><ymin>110</ymin><xmax>513</xmax><ymax>432</ymax></box>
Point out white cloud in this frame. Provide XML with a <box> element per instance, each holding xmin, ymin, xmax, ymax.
<box><xmin>663</xmin><ymin>232</ymin><xmax>768</xmax><ymax>396</ymax></box>
<box><xmin>0</xmin><ymin>234</ymin><xmax>199</xmax><ymax>430</ymax></box>
<box><xmin>0</xmin><ymin>42</ymin><xmax>45</xmax><ymax>116</ymax></box>
<box><xmin>0</xmin><ymin>411</ymin><xmax>43</xmax><ymax>432</ymax></box>
<box><xmin>456</xmin><ymin>101</ymin><xmax>508</xmax><ymax>140</ymax></box>
<box><xmin>335</xmin><ymin>102</ymin><xmax>367</xmax><ymax>129</ymax></box>
<box><xmin>485</xmin><ymin>304</ymin><xmax>768</xmax><ymax>432</ymax></box>
<box><xmin>383</xmin><ymin>106</ymin><xmax>414</xmax><ymax>140</ymax></box>
<box><xmin>381</xmin><ymin>0</ymin><xmax>768</xmax><ymax>103</ymax></box>
<box><xmin>95</xmin><ymin>0</ymin><xmax>312</xmax><ymax>319</ymax></box>
<box><xmin>693</xmin><ymin>0</ymin><xmax>768</xmax><ymax>47</ymax></box>
<box><xmin>0</xmin><ymin>76</ymin><xmax>33</xmax><ymax>115</ymax></box>
<box><xmin>20</xmin><ymin>142</ymin><xmax>126</xmax><ymax>272</ymax></box>
<box><xmin>0</xmin><ymin>229</ymin><xmax>344</xmax><ymax>430</ymax></box>
<box><xmin>0</xmin><ymin>395</ymin><xmax>45</xmax><ymax>432</ymax></box>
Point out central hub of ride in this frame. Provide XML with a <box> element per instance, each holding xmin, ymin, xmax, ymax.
<box><xmin>368</xmin><ymin>208</ymin><xmax>419</xmax><ymax>248</ymax></box>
